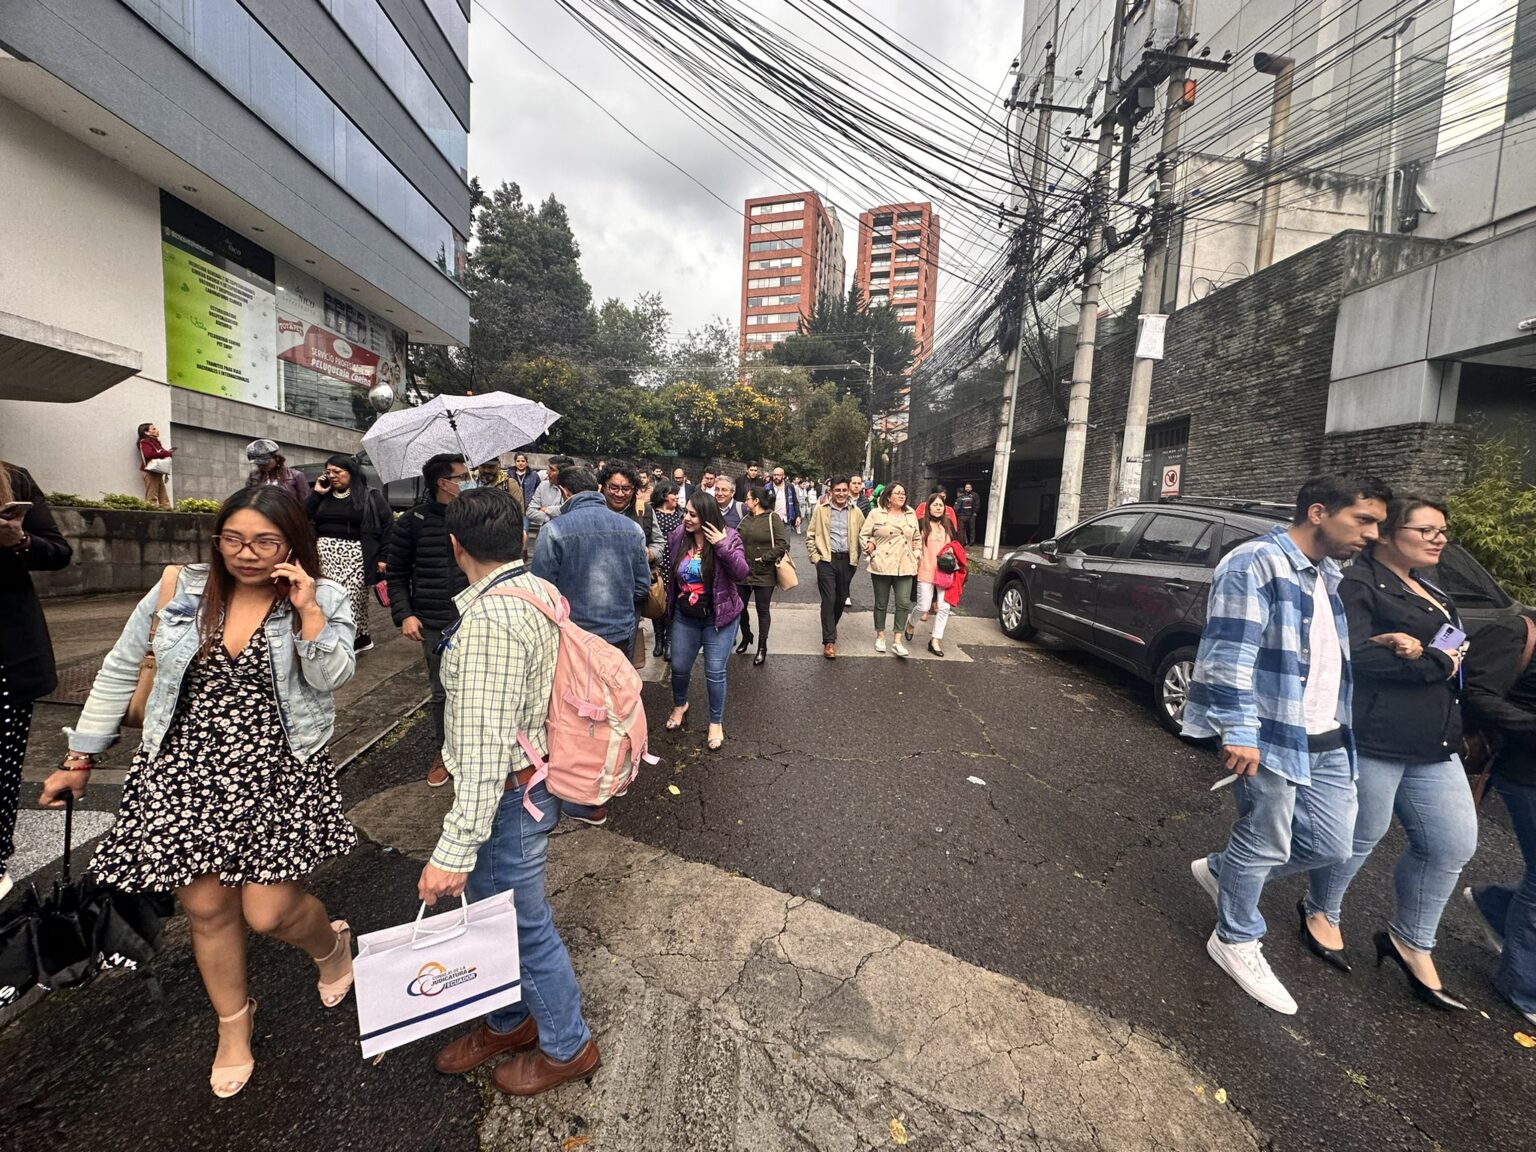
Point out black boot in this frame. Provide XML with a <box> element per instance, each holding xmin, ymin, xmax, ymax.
<box><xmin>753</xmin><ymin>641</ymin><xmax>767</xmax><ymax>667</ymax></box>
<box><xmin>735</xmin><ymin>628</ymin><xmax>752</xmax><ymax>654</ymax></box>
<box><xmin>652</xmin><ymin>625</ymin><xmax>666</xmax><ymax>658</ymax></box>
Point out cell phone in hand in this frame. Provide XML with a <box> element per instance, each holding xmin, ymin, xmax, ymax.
<box><xmin>0</xmin><ymin>501</ymin><xmax>32</xmax><ymax>521</ymax></box>
<box><xmin>1431</xmin><ymin>623</ymin><xmax>1467</xmax><ymax>653</ymax></box>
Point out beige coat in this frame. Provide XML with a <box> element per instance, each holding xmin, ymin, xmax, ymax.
<box><xmin>859</xmin><ymin>507</ymin><xmax>921</xmax><ymax>576</ymax></box>
<box><xmin>806</xmin><ymin>501</ymin><xmax>866</xmax><ymax>568</ymax></box>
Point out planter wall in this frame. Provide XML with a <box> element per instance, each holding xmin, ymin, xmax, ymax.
<box><xmin>34</xmin><ymin>508</ymin><xmax>218</xmax><ymax>598</ymax></box>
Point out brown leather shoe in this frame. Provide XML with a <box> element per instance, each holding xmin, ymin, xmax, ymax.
<box><xmin>434</xmin><ymin>1018</ymin><xmax>539</xmax><ymax>1075</ymax></box>
<box><xmin>426</xmin><ymin>754</ymin><xmax>450</xmax><ymax>788</ymax></box>
<box><xmin>823</xmin><ymin>643</ymin><xmax>836</xmax><ymax>659</ymax></box>
<box><xmin>492</xmin><ymin>1038</ymin><xmax>601</xmax><ymax>1097</ymax></box>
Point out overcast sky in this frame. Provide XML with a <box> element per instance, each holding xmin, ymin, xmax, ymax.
<box><xmin>468</xmin><ymin>0</ymin><xmax>1021</xmax><ymax>343</ymax></box>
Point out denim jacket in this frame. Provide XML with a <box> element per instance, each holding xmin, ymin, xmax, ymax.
<box><xmin>65</xmin><ymin>564</ymin><xmax>357</xmax><ymax>763</ymax></box>
<box><xmin>530</xmin><ymin>491</ymin><xmax>652</xmax><ymax>644</ymax></box>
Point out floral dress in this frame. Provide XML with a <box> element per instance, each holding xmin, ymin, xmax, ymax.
<box><xmin>90</xmin><ymin>619</ymin><xmax>356</xmax><ymax>892</ymax></box>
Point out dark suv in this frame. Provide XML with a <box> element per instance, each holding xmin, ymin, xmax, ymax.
<box><xmin>992</xmin><ymin>498</ymin><xmax>1522</xmax><ymax>735</ymax></box>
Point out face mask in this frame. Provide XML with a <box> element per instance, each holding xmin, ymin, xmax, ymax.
<box><xmin>457</xmin><ymin>478</ymin><xmax>478</xmax><ymax>492</ymax></box>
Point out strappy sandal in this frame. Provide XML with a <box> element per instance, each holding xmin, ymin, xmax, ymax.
<box><xmin>211</xmin><ymin>999</ymin><xmax>258</xmax><ymax>1099</ymax></box>
<box><xmin>707</xmin><ymin>728</ymin><xmax>726</xmax><ymax>752</ymax></box>
<box><xmin>316</xmin><ymin>920</ymin><xmax>354</xmax><ymax>1009</ymax></box>
<box><xmin>664</xmin><ymin>705</ymin><xmax>690</xmax><ymax>731</ymax></box>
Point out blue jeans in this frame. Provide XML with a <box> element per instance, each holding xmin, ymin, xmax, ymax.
<box><xmin>1473</xmin><ymin>778</ymin><xmax>1536</xmax><ymax>1014</ymax></box>
<box><xmin>465</xmin><ymin>782</ymin><xmax>592</xmax><ymax>1061</ymax></box>
<box><xmin>1307</xmin><ymin>753</ymin><xmax>1477</xmax><ymax>951</ymax></box>
<box><xmin>1207</xmin><ymin>747</ymin><xmax>1357</xmax><ymax>944</ymax></box>
<box><xmin>669</xmin><ymin>612</ymin><xmax>732</xmax><ymax>724</ymax></box>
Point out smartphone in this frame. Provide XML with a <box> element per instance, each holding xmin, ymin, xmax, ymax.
<box><xmin>274</xmin><ymin>550</ymin><xmax>294</xmax><ymax>595</ymax></box>
<box><xmin>1431</xmin><ymin>623</ymin><xmax>1467</xmax><ymax>653</ymax></box>
<box><xmin>0</xmin><ymin>501</ymin><xmax>32</xmax><ymax>521</ymax></box>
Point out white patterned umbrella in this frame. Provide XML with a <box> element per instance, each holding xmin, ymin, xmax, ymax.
<box><xmin>361</xmin><ymin>392</ymin><xmax>560</xmax><ymax>483</ymax></box>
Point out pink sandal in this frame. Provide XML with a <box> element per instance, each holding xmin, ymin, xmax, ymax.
<box><xmin>316</xmin><ymin>920</ymin><xmax>354</xmax><ymax>1009</ymax></box>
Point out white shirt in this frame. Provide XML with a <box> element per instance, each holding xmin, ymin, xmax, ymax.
<box><xmin>1302</xmin><ymin>570</ymin><xmax>1343</xmax><ymax>735</ymax></box>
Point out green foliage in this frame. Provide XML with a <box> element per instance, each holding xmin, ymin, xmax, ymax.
<box><xmin>763</xmin><ymin>285</ymin><xmax>914</xmax><ymax>418</ymax></box>
<box><xmin>97</xmin><ymin>493</ymin><xmax>158</xmax><ymax>510</ymax></box>
<box><xmin>44</xmin><ymin>492</ymin><xmax>90</xmax><ymax>507</ymax></box>
<box><xmin>47</xmin><ymin>492</ymin><xmax>213</xmax><ymax>513</ymax></box>
<box><xmin>806</xmin><ymin>396</ymin><xmax>870</xmax><ymax>475</ymax></box>
<box><xmin>174</xmin><ymin>498</ymin><xmax>223</xmax><ymax>514</ymax></box>
<box><xmin>1447</xmin><ymin>437</ymin><xmax>1536</xmax><ymax>603</ymax></box>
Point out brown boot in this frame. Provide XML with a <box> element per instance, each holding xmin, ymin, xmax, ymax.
<box><xmin>492</xmin><ymin>1038</ymin><xmax>601</xmax><ymax>1096</ymax></box>
<box><xmin>434</xmin><ymin>1017</ymin><xmax>539</xmax><ymax>1075</ymax></box>
<box><xmin>426</xmin><ymin>753</ymin><xmax>450</xmax><ymax>788</ymax></box>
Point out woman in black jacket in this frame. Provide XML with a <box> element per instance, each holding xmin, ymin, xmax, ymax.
<box><xmin>0</xmin><ymin>463</ymin><xmax>73</xmax><ymax>898</ymax></box>
<box><xmin>1463</xmin><ymin>608</ymin><xmax>1536</xmax><ymax>1026</ymax></box>
<box><xmin>1302</xmin><ymin>496</ymin><xmax>1476</xmax><ymax>1009</ymax></box>
<box><xmin>306</xmin><ymin>455</ymin><xmax>389</xmax><ymax>653</ymax></box>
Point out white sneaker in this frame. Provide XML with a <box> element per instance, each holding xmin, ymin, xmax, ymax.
<box><xmin>1464</xmin><ymin>886</ymin><xmax>1504</xmax><ymax>955</ymax></box>
<box><xmin>1206</xmin><ymin>932</ymin><xmax>1298</xmax><ymax>1015</ymax></box>
<box><xmin>874</xmin><ymin>636</ymin><xmax>886</xmax><ymax>653</ymax></box>
<box><xmin>892</xmin><ymin>640</ymin><xmax>909</xmax><ymax>658</ymax></box>
<box><xmin>1190</xmin><ymin>857</ymin><xmax>1219</xmax><ymax>907</ymax></box>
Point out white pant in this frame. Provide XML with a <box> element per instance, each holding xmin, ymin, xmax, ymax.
<box><xmin>915</xmin><ymin>581</ymin><xmax>952</xmax><ymax>640</ymax></box>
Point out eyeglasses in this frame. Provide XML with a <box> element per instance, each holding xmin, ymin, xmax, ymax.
<box><xmin>214</xmin><ymin>533</ymin><xmax>286</xmax><ymax>558</ymax></box>
<box><xmin>1398</xmin><ymin>525</ymin><xmax>1452</xmax><ymax>543</ymax></box>
<box><xmin>446</xmin><ymin>473</ymin><xmax>471</xmax><ymax>485</ymax></box>
<box><xmin>606</xmin><ymin>483</ymin><xmax>634</xmax><ymax>495</ymax></box>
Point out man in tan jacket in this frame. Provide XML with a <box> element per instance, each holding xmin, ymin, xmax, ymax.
<box><xmin>805</xmin><ymin>475</ymin><xmax>866</xmax><ymax>658</ymax></box>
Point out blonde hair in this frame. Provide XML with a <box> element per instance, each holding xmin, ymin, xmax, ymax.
<box><xmin>0</xmin><ymin>462</ymin><xmax>14</xmax><ymax>507</ymax></box>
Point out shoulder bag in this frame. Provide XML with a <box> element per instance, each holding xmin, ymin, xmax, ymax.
<box><xmin>143</xmin><ymin>456</ymin><xmax>171</xmax><ymax>476</ymax></box>
<box><xmin>124</xmin><ymin>565</ymin><xmax>183</xmax><ymax>729</ymax></box>
<box><xmin>772</xmin><ymin>515</ymin><xmax>798</xmax><ymax>591</ymax></box>
<box><xmin>1462</xmin><ymin>614</ymin><xmax>1536</xmax><ymax>807</ymax></box>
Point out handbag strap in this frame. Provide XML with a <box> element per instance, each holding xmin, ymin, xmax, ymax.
<box><xmin>1519</xmin><ymin>615</ymin><xmax>1536</xmax><ymax>674</ymax></box>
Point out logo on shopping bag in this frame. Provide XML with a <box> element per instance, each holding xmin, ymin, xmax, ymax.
<box><xmin>406</xmin><ymin>960</ymin><xmax>480</xmax><ymax>998</ymax></box>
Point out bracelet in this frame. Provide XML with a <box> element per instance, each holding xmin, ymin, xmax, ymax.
<box><xmin>62</xmin><ymin>753</ymin><xmax>95</xmax><ymax>772</ymax></box>
<box><xmin>7</xmin><ymin>531</ymin><xmax>29</xmax><ymax>554</ymax></box>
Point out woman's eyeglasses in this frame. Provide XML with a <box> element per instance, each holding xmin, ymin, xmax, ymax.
<box><xmin>214</xmin><ymin>533</ymin><xmax>287</xmax><ymax>558</ymax></box>
<box><xmin>1397</xmin><ymin>525</ymin><xmax>1452</xmax><ymax>543</ymax></box>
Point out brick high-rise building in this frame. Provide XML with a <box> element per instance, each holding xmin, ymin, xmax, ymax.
<box><xmin>740</xmin><ymin>191</ymin><xmax>846</xmax><ymax>360</ymax></box>
<box><xmin>852</xmin><ymin>203</ymin><xmax>939</xmax><ymax>442</ymax></box>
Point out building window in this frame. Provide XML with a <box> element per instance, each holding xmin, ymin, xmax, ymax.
<box><xmin>869</xmin><ymin>271</ymin><xmax>889</xmax><ymax>284</ymax></box>
<box><xmin>873</xmin><ymin>213</ymin><xmax>893</xmax><ymax>227</ymax></box>
<box><xmin>123</xmin><ymin>0</ymin><xmax>462</xmax><ymax>280</ymax></box>
<box><xmin>1138</xmin><ymin>418</ymin><xmax>1190</xmax><ymax>502</ymax></box>
<box><xmin>897</xmin><ymin>230</ymin><xmax>921</xmax><ymax>242</ymax></box>
<box><xmin>745</xmin><ymin>331</ymin><xmax>780</xmax><ymax>343</ymax></box>
<box><xmin>898</xmin><ymin>211</ymin><xmax>923</xmax><ymax>224</ymax></box>
<box><xmin>1437</xmin><ymin>0</ymin><xmax>1522</xmax><ymax>154</ymax></box>
<box><xmin>420</xmin><ymin>0</ymin><xmax>468</xmax><ymax>66</ymax></box>
<box><xmin>750</xmin><ymin>220</ymin><xmax>803</xmax><ymax>234</ymax></box>
<box><xmin>748</xmin><ymin>256</ymin><xmax>802</xmax><ymax>270</ymax></box>
<box><xmin>749</xmin><ymin>238</ymin><xmax>801</xmax><ymax>252</ymax></box>
<box><xmin>894</xmin><ymin>268</ymin><xmax>918</xmax><ymax>281</ymax></box>
<box><xmin>751</xmin><ymin>199</ymin><xmax>805</xmax><ymax>216</ymax></box>
<box><xmin>870</xmin><ymin>254</ymin><xmax>890</xmax><ymax>266</ymax></box>
<box><xmin>746</xmin><ymin>311</ymin><xmax>800</xmax><ymax>325</ymax></box>
<box><xmin>895</xmin><ymin>305</ymin><xmax>917</xmax><ymax>317</ymax></box>
<box><xmin>894</xmin><ymin>287</ymin><xmax>917</xmax><ymax>299</ymax></box>
<box><xmin>749</xmin><ymin>293</ymin><xmax>801</xmax><ymax>307</ymax></box>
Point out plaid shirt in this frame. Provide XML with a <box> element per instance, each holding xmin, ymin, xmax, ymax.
<box><xmin>1182</xmin><ymin>526</ymin><xmax>1355</xmax><ymax>785</ymax></box>
<box><xmin>431</xmin><ymin>562</ymin><xmax>560</xmax><ymax>872</ymax></box>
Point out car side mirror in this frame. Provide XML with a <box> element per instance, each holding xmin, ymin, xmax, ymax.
<box><xmin>1040</xmin><ymin>539</ymin><xmax>1060</xmax><ymax>559</ymax></box>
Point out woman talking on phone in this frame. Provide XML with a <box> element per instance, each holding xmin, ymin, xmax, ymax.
<box><xmin>307</xmin><ymin>455</ymin><xmax>390</xmax><ymax>653</ymax></box>
<box><xmin>39</xmin><ymin>486</ymin><xmax>359</xmax><ymax>1098</ymax></box>
<box><xmin>1299</xmin><ymin>495</ymin><xmax>1476</xmax><ymax>1009</ymax></box>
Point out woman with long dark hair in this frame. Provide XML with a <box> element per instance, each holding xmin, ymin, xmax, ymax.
<box><xmin>737</xmin><ymin>484</ymin><xmax>789</xmax><ymax>667</ymax></box>
<box><xmin>664</xmin><ymin>490</ymin><xmax>748</xmax><ymax>751</ymax></box>
<box><xmin>650</xmin><ymin>481</ymin><xmax>684</xmax><ymax>660</ymax></box>
<box><xmin>136</xmin><ymin>422</ymin><xmax>174</xmax><ymax>509</ymax></box>
<box><xmin>0</xmin><ymin>461</ymin><xmax>72</xmax><ymax>900</ymax></box>
<box><xmin>39</xmin><ymin>487</ymin><xmax>359</xmax><ymax>1099</ymax></box>
<box><xmin>858</xmin><ymin>482</ymin><xmax>921</xmax><ymax>658</ymax></box>
<box><xmin>912</xmin><ymin>494</ymin><xmax>968</xmax><ymax>658</ymax></box>
<box><xmin>307</xmin><ymin>454</ymin><xmax>390</xmax><ymax>653</ymax></box>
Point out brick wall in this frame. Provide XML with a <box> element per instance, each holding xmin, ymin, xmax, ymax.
<box><xmin>1320</xmin><ymin>424</ymin><xmax>1473</xmax><ymax>500</ymax></box>
<box><xmin>33</xmin><ymin>508</ymin><xmax>218</xmax><ymax>598</ymax></box>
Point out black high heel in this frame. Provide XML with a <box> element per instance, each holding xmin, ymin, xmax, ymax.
<box><xmin>652</xmin><ymin>629</ymin><xmax>666</xmax><ymax>658</ymax></box>
<box><xmin>1373</xmin><ymin>930</ymin><xmax>1467</xmax><ymax>1011</ymax></box>
<box><xmin>1297</xmin><ymin>900</ymin><xmax>1351</xmax><ymax>974</ymax></box>
<box><xmin>753</xmin><ymin>642</ymin><xmax>767</xmax><ymax>667</ymax></box>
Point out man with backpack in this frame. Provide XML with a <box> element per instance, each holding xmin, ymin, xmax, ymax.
<box><xmin>421</xmin><ymin>488</ymin><xmax>602</xmax><ymax>1096</ymax></box>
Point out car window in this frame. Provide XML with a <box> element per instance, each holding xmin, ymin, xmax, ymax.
<box><xmin>1059</xmin><ymin>513</ymin><xmax>1143</xmax><ymax>558</ymax></box>
<box><xmin>1128</xmin><ymin>515</ymin><xmax>1211</xmax><ymax>564</ymax></box>
<box><xmin>1424</xmin><ymin>543</ymin><xmax>1513</xmax><ymax>609</ymax></box>
<box><xmin>1218</xmin><ymin>524</ymin><xmax>1259</xmax><ymax>561</ymax></box>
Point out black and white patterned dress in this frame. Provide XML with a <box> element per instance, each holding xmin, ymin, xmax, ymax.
<box><xmin>90</xmin><ymin>621</ymin><xmax>356</xmax><ymax>892</ymax></box>
<box><xmin>317</xmin><ymin>535</ymin><xmax>369</xmax><ymax>643</ymax></box>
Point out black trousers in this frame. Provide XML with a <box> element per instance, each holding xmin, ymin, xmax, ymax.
<box><xmin>816</xmin><ymin>553</ymin><xmax>855</xmax><ymax>644</ymax></box>
<box><xmin>958</xmin><ymin>515</ymin><xmax>976</xmax><ymax>546</ymax></box>
<box><xmin>749</xmin><ymin>584</ymin><xmax>775</xmax><ymax>645</ymax></box>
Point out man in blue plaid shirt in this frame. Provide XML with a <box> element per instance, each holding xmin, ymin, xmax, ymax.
<box><xmin>1184</xmin><ymin>475</ymin><xmax>1391</xmax><ymax>1014</ymax></box>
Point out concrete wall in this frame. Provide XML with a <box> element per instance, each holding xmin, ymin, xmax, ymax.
<box><xmin>32</xmin><ymin>507</ymin><xmax>217</xmax><ymax>598</ymax></box>
<box><xmin>0</xmin><ymin>102</ymin><xmax>170</xmax><ymax>501</ymax></box>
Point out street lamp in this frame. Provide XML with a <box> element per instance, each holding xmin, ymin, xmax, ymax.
<box><xmin>367</xmin><ymin>381</ymin><xmax>396</xmax><ymax>414</ymax></box>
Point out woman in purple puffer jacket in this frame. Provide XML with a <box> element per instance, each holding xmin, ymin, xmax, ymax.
<box><xmin>663</xmin><ymin>490</ymin><xmax>748</xmax><ymax>752</ymax></box>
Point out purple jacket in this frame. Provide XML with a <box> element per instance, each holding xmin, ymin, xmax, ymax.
<box><xmin>665</xmin><ymin>525</ymin><xmax>748</xmax><ymax>630</ymax></box>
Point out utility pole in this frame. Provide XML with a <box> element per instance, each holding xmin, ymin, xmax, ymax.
<box><xmin>862</xmin><ymin>340</ymin><xmax>876</xmax><ymax>480</ymax></box>
<box><xmin>983</xmin><ymin>0</ymin><xmax>1060</xmax><ymax>560</ymax></box>
<box><xmin>1114</xmin><ymin>0</ymin><xmax>1196</xmax><ymax>508</ymax></box>
<box><xmin>1252</xmin><ymin>52</ymin><xmax>1296</xmax><ymax>272</ymax></box>
<box><xmin>1056</xmin><ymin>0</ymin><xmax>1128</xmax><ymax>534</ymax></box>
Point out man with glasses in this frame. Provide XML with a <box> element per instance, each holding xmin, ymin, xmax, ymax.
<box><xmin>672</xmin><ymin>466</ymin><xmax>692</xmax><ymax>504</ymax></box>
<box><xmin>386</xmin><ymin>453</ymin><xmax>472</xmax><ymax>787</ymax></box>
<box><xmin>768</xmin><ymin>466</ymin><xmax>800</xmax><ymax>534</ymax></box>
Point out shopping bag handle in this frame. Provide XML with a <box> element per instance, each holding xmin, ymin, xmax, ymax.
<box><xmin>410</xmin><ymin>896</ymin><xmax>470</xmax><ymax>950</ymax></box>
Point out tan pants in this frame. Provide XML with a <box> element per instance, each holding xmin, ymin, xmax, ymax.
<box><xmin>142</xmin><ymin>470</ymin><xmax>170</xmax><ymax>508</ymax></box>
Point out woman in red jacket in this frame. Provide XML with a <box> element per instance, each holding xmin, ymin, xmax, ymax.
<box><xmin>137</xmin><ymin>422</ymin><xmax>174</xmax><ymax>509</ymax></box>
<box><xmin>912</xmin><ymin>494</ymin><xmax>967</xmax><ymax>657</ymax></box>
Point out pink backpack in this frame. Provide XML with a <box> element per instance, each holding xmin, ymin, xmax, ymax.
<box><xmin>488</xmin><ymin>581</ymin><xmax>657</xmax><ymax>822</ymax></box>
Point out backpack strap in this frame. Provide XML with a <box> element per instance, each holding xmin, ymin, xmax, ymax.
<box><xmin>147</xmin><ymin>564</ymin><xmax>183</xmax><ymax>644</ymax></box>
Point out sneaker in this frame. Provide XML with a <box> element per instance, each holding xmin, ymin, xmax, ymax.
<box><xmin>1190</xmin><ymin>857</ymin><xmax>1219</xmax><ymax>907</ymax></box>
<box><xmin>874</xmin><ymin>637</ymin><xmax>886</xmax><ymax>653</ymax></box>
<box><xmin>354</xmin><ymin>637</ymin><xmax>375</xmax><ymax>653</ymax></box>
<box><xmin>1464</xmin><ymin>886</ymin><xmax>1504</xmax><ymax>955</ymax></box>
<box><xmin>892</xmin><ymin>640</ymin><xmax>909</xmax><ymax>659</ymax></box>
<box><xmin>568</xmin><ymin>805</ymin><xmax>608</xmax><ymax>827</ymax></box>
<box><xmin>1206</xmin><ymin>932</ymin><xmax>1298</xmax><ymax>1014</ymax></box>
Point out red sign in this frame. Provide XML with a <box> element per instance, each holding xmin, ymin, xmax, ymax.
<box><xmin>277</xmin><ymin>319</ymin><xmax>379</xmax><ymax>387</ymax></box>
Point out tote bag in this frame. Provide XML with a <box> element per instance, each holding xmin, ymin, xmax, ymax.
<box><xmin>772</xmin><ymin>517</ymin><xmax>798</xmax><ymax>591</ymax></box>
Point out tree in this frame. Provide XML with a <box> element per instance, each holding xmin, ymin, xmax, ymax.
<box><xmin>663</xmin><ymin>318</ymin><xmax>739</xmax><ymax>389</ymax></box>
<box><xmin>764</xmin><ymin>286</ymin><xmax>914</xmax><ymax>419</ymax></box>
<box><xmin>717</xmin><ymin>381</ymin><xmax>789</xmax><ymax>462</ymax></box>
<box><xmin>592</xmin><ymin>292</ymin><xmax>670</xmax><ymax>388</ymax></box>
<box><xmin>1447</xmin><ymin>437</ymin><xmax>1536</xmax><ymax>603</ymax></box>
<box><xmin>807</xmin><ymin>396</ymin><xmax>870</xmax><ymax>475</ymax></box>
<box><xmin>660</xmin><ymin>380</ymin><xmax>724</xmax><ymax>457</ymax></box>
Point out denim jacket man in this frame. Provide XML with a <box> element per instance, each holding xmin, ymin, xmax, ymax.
<box><xmin>1184</xmin><ymin>475</ymin><xmax>1388</xmax><ymax>1016</ymax></box>
<box><xmin>530</xmin><ymin>468</ymin><xmax>651</xmax><ymax>648</ymax></box>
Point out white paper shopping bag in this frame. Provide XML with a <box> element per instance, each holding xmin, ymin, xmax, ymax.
<box><xmin>353</xmin><ymin>891</ymin><xmax>522</xmax><ymax>1058</ymax></box>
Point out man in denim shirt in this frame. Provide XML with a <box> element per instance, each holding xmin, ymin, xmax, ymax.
<box><xmin>531</xmin><ymin>466</ymin><xmax>650</xmax><ymax>653</ymax></box>
<box><xmin>1184</xmin><ymin>475</ymin><xmax>1389</xmax><ymax>1014</ymax></box>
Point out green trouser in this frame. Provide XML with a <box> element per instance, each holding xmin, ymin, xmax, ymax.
<box><xmin>870</xmin><ymin>574</ymin><xmax>912</xmax><ymax>635</ymax></box>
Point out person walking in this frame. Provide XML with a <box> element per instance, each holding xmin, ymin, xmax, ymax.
<box><xmin>954</xmin><ymin>483</ymin><xmax>981</xmax><ymax>547</ymax></box>
<box><xmin>1463</xmin><ymin>605</ymin><xmax>1536</xmax><ymax>1027</ymax></box>
<box><xmin>136</xmin><ymin>422</ymin><xmax>174</xmax><ymax>509</ymax></box>
<box><xmin>475</xmin><ymin>458</ymin><xmax>525</xmax><ymax>517</ymax></box>
<box><xmin>531</xmin><ymin>467</ymin><xmax>650</xmax><ymax>655</ymax></box>
<box><xmin>526</xmin><ymin>455</ymin><xmax>572</xmax><ymax>558</ymax></box>
<box><xmin>859</xmin><ymin>483</ymin><xmax>921</xmax><ymax>658</ymax></box>
<box><xmin>735</xmin><ymin>463</ymin><xmax>763</xmax><ymax>504</ymax></box>
<box><xmin>768</xmin><ymin>467</ymin><xmax>800</xmax><ymax>534</ymax></box>
<box><xmin>386</xmin><ymin>453</ymin><xmax>472</xmax><ymax>788</ymax></box>
<box><xmin>738</xmin><ymin>485</ymin><xmax>789</xmax><ymax>668</ymax></box>
<box><xmin>1297</xmin><ymin>496</ymin><xmax>1475</xmax><ymax>1007</ymax></box>
<box><xmin>306</xmin><ymin>455</ymin><xmax>390</xmax><ymax>653</ymax></box>
<box><xmin>0</xmin><ymin>462</ymin><xmax>72</xmax><ymax>900</ymax></box>
<box><xmin>806</xmin><ymin>475</ymin><xmax>865</xmax><ymax>659</ymax></box>
<box><xmin>510</xmin><ymin>452</ymin><xmax>541</xmax><ymax>510</ymax></box>
<box><xmin>423</xmin><ymin>489</ymin><xmax>600</xmax><ymax>1095</ymax></box>
<box><xmin>849</xmin><ymin>474</ymin><xmax>871</xmax><ymax>516</ymax></box>
<box><xmin>699</xmin><ymin>469</ymin><xmax>717</xmax><ymax>501</ymax></box>
<box><xmin>650</xmin><ymin>481</ymin><xmax>684</xmax><ymax>660</ymax></box>
<box><xmin>243</xmin><ymin>439</ymin><xmax>310</xmax><ymax>504</ymax></box>
<box><xmin>664</xmin><ymin>491</ymin><xmax>748</xmax><ymax>752</ymax></box>
<box><xmin>912</xmin><ymin>495</ymin><xmax>967</xmax><ymax>658</ymax></box>
<box><xmin>671</xmin><ymin>467</ymin><xmax>692</xmax><ymax>504</ymax></box>
<box><xmin>39</xmin><ymin>487</ymin><xmax>358</xmax><ymax>1098</ymax></box>
<box><xmin>1183</xmin><ymin>475</ymin><xmax>1391</xmax><ymax>1015</ymax></box>
<box><xmin>601</xmin><ymin>463</ymin><xmax>663</xmax><ymax>565</ymax></box>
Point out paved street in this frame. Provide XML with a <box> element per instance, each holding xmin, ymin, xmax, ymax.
<box><xmin>2</xmin><ymin>533</ymin><xmax>1532</xmax><ymax>1150</ymax></box>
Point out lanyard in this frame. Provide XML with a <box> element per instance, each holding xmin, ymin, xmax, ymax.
<box><xmin>434</xmin><ymin>565</ymin><xmax>530</xmax><ymax>654</ymax></box>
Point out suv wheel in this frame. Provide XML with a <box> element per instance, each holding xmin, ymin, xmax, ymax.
<box><xmin>1154</xmin><ymin>646</ymin><xmax>1198</xmax><ymax>736</ymax></box>
<box><xmin>997</xmin><ymin>580</ymin><xmax>1037</xmax><ymax>640</ymax></box>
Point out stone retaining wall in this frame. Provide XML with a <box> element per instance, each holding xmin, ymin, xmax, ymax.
<box><xmin>33</xmin><ymin>508</ymin><xmax>217</xmax><ymax>598</ymax></box>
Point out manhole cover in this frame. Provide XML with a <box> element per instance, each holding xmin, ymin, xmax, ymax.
<box><xmin>40</xmin><ymin>659</ymin><xmax>101</xmax><ymax>706</ymax></box>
